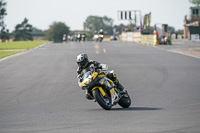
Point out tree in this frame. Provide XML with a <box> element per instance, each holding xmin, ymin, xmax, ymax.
<box><xmin>83</xmin><ymin>15</ymin><xmax>114</xmax><ymax>35</ymax></box>
<box><xmin>84</xmin><ymin>16</ymin><xmax>104</xmax><ymax>33</ymax></box>
<box><xmin>189</xmin><ymin>0</ymin><xmax>200</xmax><ymax>6</ymax></box>
<box><xmin>32</xmin><ymin>27</ymin><xmax>45</xmax><ymax>36</ymax></box>
<box><xmin>103</xmin><ymin>16</ymin><xmax>114</xmax><ymax>35</ymax></box>
<box><xmin>113</xmin><ymin>24</ymin><xmax>126</xmax><ymax>34</ymax></box>
<box><xmin>45</xmin><ymin>22</ymin><xmax>70</xmax><ymax>42</ymax></box>
<box><xmin>14</xmin><ymin>18</ymin><xmax>33</xmax><ymax>41</ymax></box>
<box><xmin>0</xmin><ymin>0</ymin><xmax>9</xmax><ymax>42</ymax></box>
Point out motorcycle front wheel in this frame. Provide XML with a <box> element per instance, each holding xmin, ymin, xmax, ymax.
<box><xmin>92</xmin><ymin>89</ymin><xmax>112</xmax><ymax>110</ymax></box>
<box><xmin>118</xmin><ymin>93</ymin><xmax>131</xmax><ymax>108</ymax></box>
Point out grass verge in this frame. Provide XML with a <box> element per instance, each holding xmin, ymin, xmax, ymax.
<box><xmin>0</xmin><ymin>51</ymin><xmax>22</xmax><ymax>59</ymax></box>
<box><xmin>0</xmin><ymin>41</ymin><xmax>49</xmax><ymax>59</ymax></box>
<box><xmin>0</xmin><ymin>41</ymin><xmax>48</xmax><ymax>50</ymax></box>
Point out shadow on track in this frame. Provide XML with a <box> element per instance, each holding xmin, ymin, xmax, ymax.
<box><xmin>111</xmin><ymin>107</ymin><xmax>163</xmax><ymax>111</ymax></box>
<box><xmin>88</xmin><ymin>107</ymin><xmax>163</xmax><ymax>111</ymax></box>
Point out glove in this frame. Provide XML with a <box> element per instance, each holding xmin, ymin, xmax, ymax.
<box><xmin>77</xmin><ymin>74</ymin><xmax>83</xmax><ymax>81</ymax></box>
<box><xmin>77</xmin><ymin>67</ymin><xmax>82</xmax><ymax>74</ymax></box>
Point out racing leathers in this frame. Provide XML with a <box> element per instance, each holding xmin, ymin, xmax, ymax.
<box><xmin>77</xmin><ymin>60</ymin><xmax>125</xmax><ymax>100</ymax></box>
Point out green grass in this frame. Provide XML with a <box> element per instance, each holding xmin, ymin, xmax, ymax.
<box><xmin>0</xmin><ymin>51</ymin><xmax>22</xmax><ymax>59</ymax></box>
<box><xmin>0</xmin><ymin>41</ymin><xmax>49</xmax><ymax>50</ymax></box>
<box><xmin>0</xmin><ymin>41</ymin><xmax>49</xmax><ymax>59</ymax></box>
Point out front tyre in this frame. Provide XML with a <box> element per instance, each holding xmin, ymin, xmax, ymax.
<box><xmin>92</xmin><ymin>89</ymin><xmax>112</xmax><ymax>110</ymax></box>
<box><xmin>118</xmin><ymin>93</ymin><xmax>131</xmax><ymax>108</ymax></box>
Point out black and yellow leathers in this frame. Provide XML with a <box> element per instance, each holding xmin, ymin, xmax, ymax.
<box><xmin>77</xmin><ymin>60</ymin><xmax>100</xmax><ymax>75</ymax></box>
<box><xmin>77</xmin><ymin>64</ymin><xmax>131</xmax><ymax>110</ymax></box>
<box><xmin>77</xmin><ymin>61</ymin><xmax>125</xmax><ymax>95</ymax></box>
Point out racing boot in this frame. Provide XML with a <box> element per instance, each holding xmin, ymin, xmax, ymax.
<box><xmin>115</xmin><ymin>81</ymin><xmax>127</xmax><ymax>94</ymax></box>
<box><xmin>106</xmin><ymin>72</ymin><xmax>127</xmax><ymax>94</ymax></box>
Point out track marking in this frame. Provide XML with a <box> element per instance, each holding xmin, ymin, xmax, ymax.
<box><xmin>94</xmin><ymin>43</ymin><xmax>99</xmax><ymax>54</ymax></box>
<box><xmin>103</xmin><ymin>48</ymin><xmax>106</xmax><ymax>53</ymax></box>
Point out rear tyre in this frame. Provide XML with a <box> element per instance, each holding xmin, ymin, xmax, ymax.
<box><xmin>99</xmin><ymin>38</ymin><xmax>103</xmax><ymax>42</ymax></box>
<box><xmin>92</xmin><ymin>89</ymin><xmax>112</xmax><ymax>110</ymax></box>
<box><xmin>118</xmin><ymin>93</ymin><xmax>131</xmax><ymax>108</ymax></box>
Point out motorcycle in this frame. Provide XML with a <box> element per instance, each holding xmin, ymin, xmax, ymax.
<box><xmin>98</xmin><ymin>34</ymin><xmax>104</xmax><ymax>42</ymax></box>
<box><xmin>82</xmin><ymin>34</ymin><xmax>86</xmax><ymax>42</ymax></box>
<box><xmin>80</xmin><ymin>64</ymin><xmax>131</xmax><ymax>110</ymax></box>
<box><xmin>77</xmin><ymin>34</ymin><xmax>82</xmax><ymax>42</ymax></box>
<box><xmin>93</xmin><ymin>34</ymin><xmax>99</xmax><ymax>42</ymax></box>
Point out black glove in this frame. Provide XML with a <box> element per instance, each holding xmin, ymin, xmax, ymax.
<box><xmin>77</xmin><ymin>74</ymin><xmax>83</xmax><ymax>82</ymax></box>
<box><xmin>77</xmin><ymin>67</ymin><xmax>82</xmax><ymax>74</ymax></box>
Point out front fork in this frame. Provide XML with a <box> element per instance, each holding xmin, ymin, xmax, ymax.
<box><xmin>91</xmin><ymin>87</ymin><xmax>106</xmax><ymax>96</ymax></box>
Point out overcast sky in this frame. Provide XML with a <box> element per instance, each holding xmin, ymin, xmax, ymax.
<box><xmin>5</xmin><ymin>0</ymin><xmax>192</xmax><ymax>32</ymax></box>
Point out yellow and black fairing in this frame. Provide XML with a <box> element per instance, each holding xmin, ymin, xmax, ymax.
<box><xmin>81</xmin><ymin>68</ymin><xmax>116</xmax><ymax>101</ymax></box>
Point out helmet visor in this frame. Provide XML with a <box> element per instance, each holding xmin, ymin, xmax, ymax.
<box><xmin>77</xmin><ymin>61</ymin><xmax>87</xmax><ymax>68</ymax></box>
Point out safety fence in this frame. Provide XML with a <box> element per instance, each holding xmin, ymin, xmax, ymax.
<box><xmin>120</xmin><ymin>32</ymin><xmax>158</xmax><ymax>45</ymax></box>
<box><xmin>120</xmin><ymin>32</ymin><xmax>141</xmax><ymax>43</ymax></box>
<box><xmin>140</xmin><ymin>35</ymin><xmax>158</xmax><ymax>46</ymax></box>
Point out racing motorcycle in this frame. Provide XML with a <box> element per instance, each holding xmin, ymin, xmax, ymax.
<box><xmin>82</xmin><ymin>34</ymin><xmax>86</xmax><ymax>42</ymax></box>
<box><xmin>79</xmin><ymin>64</ymin><xmax>131</xmax><ymax>110</ymax></box>
<box><xmin>93</xmin><ymin>34</ymin><xmax>99</xmax><ymax>42</ymax></box>
<box><xmin>77</xmin><ymin>33</ymin><xmax>82</xmax><ymax>42</ymax></box>
<box><xmin>98</xmin><ymin>34</ymin><xmax>104</xmax><ymax>42</ymax></box>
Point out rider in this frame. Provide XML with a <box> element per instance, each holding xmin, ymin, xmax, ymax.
<box><xmin>98</xmin><ymin>29</ymin><xmax>104</xmax><ymax>36</ymax></box>
<box><xmin>76</xmin><ymin>53</ymin><xmax>126</xmax><ymax>99</ymax></box>
<box><xmin>82</xmin><ymin>33</ymin><xmax>86</xmax><ymax>42</ymax></box>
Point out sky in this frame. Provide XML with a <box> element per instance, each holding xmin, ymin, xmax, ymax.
<box><xmin>5</xmin><ymin>0</ymin><xmax>192</xmax><ymax>32</ymax></box>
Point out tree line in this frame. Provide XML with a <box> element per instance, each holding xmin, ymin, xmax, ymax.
<box><xmin>14</xmin><ymin>15</ymin><xmax>125</xmax><ymax>42</ymax></box>
<box><xmin>0</xmin><ymin>0</ymin><xmax>127</xmax><ymax>42</ymax></box>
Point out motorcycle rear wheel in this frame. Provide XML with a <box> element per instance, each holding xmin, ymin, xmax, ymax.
<box><xmin>118</xmin><ymin>93</ymin><xmax>131</xmax><ymax>108</ymax></box>
<box><xmin>99</xmin><ymin>38</ymin><xmax>103</xmax><ymax>42</ymax></box>
<box><xmin>92</xmin><ymin>89</ymin><xmax>112</xmax><ymax>110</ymax></box>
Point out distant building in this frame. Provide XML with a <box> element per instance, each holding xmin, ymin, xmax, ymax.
<box><xmin>184</xmin><ymin>6</ymin><xmax>200</xmax><ymax>40</ymax></box>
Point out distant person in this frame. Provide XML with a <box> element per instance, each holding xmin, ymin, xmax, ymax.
<box><xmin>77</xmin><ymin>33</ymin><xmax>82</xmax><ymax>42</ymax></box>
<box><xmin>63</xmin><ymin>34</ymin><xmax>66</xmax><ymax>43</ymax></box>
<box><xmin>67</xmin><ymin>35</ymin><xmax>71</xmax><ymax>42</ymax></box>
<box><xmin>154</xmin><ymin>29</ymin><xmax>159</xmax><ymax>44</ymax></box>
<box><xmin>154</xmin><ymin>29</ymin><xmax>158</xmax><ymax>39</ymax></box>
<box><xmin>98</xmin><ymin>29</ymin><xmax>104</xmax><ymax>35</ymax></box>
<box><xmin>98</xmin><ymin>29</ymin><xmax>104</xmax><ymax>42</ymax></box>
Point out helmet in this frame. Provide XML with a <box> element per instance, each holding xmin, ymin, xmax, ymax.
<box><xmin>76</xmin><ymin>53</ymin><xmax>89</xmax><ymax>68</ymax></box>
<box><xmin>100</xmin><ymin>29</ymin><xmax>103</xmax><ymax>32</ymax></box>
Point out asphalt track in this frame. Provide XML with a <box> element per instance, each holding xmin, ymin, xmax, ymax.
<box><xmin>0</xmin><ymin>41</ymin><xmax>200</xmax><ymax>133</ymax></box>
